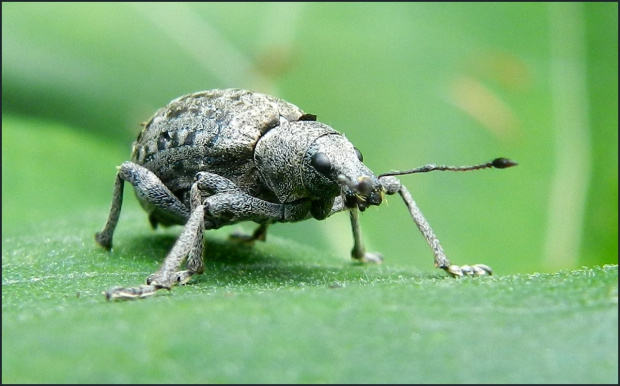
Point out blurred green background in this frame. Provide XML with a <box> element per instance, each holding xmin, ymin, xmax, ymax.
<box><xmin>2</xmin><ymin>3</ymin><xmax>618</xmax><ymax>384</ymax></box>
<box><xmin>3</xmin><ymin>2</ymin><xmax>617</xmax><ymax>273</ymax></box>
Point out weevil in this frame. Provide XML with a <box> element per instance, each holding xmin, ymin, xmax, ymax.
<box><xmin>96</xmin><ymin>88</ymin><xmax>517</xmax><ymax>300</ymax></box>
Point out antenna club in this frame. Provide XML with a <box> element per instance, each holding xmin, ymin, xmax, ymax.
<box><xmin>492</xmin><ymin>158</ymin><xmax>518</xmax><ymax>169</ymax></box>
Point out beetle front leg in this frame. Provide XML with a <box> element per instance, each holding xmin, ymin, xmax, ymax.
<box><xmin>349</xmin><ymin>207</ymin><xmax>384</xmax><ymax>263</ymax></box>
<box><xmin>382</xmin><ymin>176</ymin><xmax>492</xmax><ymax>277</ymax></box>
<box><xmin>195</xmin><ymin>172</ymin><xmax>313</xmax><ymax>224</ymax></box>
<box><xmin>329</xmin><ymin>196</ymin><xmax>384</xmax><ymax>263</ymax></box>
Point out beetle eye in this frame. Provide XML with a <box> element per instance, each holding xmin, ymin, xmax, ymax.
<box><xmin>311</xmin><ymin>152</ymin><xmax>332</xmax><ymax>175</ymax></box>
<box><xmin>354</xmin><ymin>147</ymin><xmax>363</xmax><ymax>162</ymax></box>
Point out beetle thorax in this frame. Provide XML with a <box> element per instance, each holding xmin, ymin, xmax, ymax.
<box><xmin>254</xmin><ymin>119</ymin><xmax>340</xmax><ymax>203</ymax></box>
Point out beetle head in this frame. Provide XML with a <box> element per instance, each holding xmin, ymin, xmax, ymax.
<box><xmin>255</xmin><ymin>119</ymin><xmax>383</xmax><ymax>209</ymax></box>
<box><xmin>303</xmin><ymin>134</ymin><xmax>383</xmax><ymax>212</ymax></box>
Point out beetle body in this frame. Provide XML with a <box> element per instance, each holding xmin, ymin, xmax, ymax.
<box><xmin>130</xmin><ymin>89</ymin><xmax>378</xmax><ymax>229</ymax></box>
<box><xmin>96</xmin><ymin>88</ymin><xmax>515</xmax><ymax>300</ymax></box>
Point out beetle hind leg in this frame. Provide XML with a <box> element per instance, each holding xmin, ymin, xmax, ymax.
<box><xmin>95</xmin><ymin>162</ymin><xmax>190</xmax><ymax>251</ymax></box>
<box><xmin>95</xmin><ymin>173</ymin><xmax>125</xmax><ymax>250</ymax></box>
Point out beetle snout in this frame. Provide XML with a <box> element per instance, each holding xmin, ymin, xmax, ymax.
<box><xmin>339</xmin><ymin>175</ymin><xmax>384</xmax><ymax>212</ymax></box>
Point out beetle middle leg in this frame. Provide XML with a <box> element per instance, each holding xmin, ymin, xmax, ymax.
<box><xmin>105</xmin><ymin>182</ymin><xmax>207</xmax><ymax>300</ymax></box>
<box><xmin>229</xmin><ymin>222</ymin><xmax>270</xmax><ymax>243</ymax></box>
<box><xmin>99</xmin><ymin>163</ymin><xmax>204</xmax><ymax>300</ymax></box>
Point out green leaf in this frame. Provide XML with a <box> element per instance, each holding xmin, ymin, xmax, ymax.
<box><xmin>2</xmin><ymin>214</ymin><xmax>618</xmax><ymax>383</ymax></box>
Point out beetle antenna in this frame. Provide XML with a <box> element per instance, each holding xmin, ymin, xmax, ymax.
<box><xmin>378</xmin><ymin>157</ymin><xmax>517</xmax><ymax>178</ymax></box>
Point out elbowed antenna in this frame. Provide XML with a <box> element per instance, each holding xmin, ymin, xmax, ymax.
<box><xmin>378</xmin><ymin>157</ymin><xmax>518</xmax><ymax>178</ymax></box>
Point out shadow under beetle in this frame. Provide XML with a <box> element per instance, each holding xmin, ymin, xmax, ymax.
<box><xmin>95</xmin><ymin>88</ymin><xmax>517</xmax><ymax>300</ymax></box>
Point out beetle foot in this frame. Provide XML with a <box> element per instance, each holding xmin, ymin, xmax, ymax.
<box><xmin>146</xmin><ymin>270</ymin><xmax>196</xmax><ymax>288</ymax></box>
<box><xmin>95</xmin><ymin>231</ymin><xmax>113</xmax><ymax>250</ymax></box>
<box><xmin>104</xmin><ymin>284</ymin><xmax>167</xmax><ymax>301</ymax></box>
<box><xmin>353</xmin><ymin>252</ymin><xmax>384</xmax><ymax>264</ymax></box>
<box><xmin>444</xmin><ymin>263</ymin><xmax>492</xmax><ymax>277</ymax></box>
